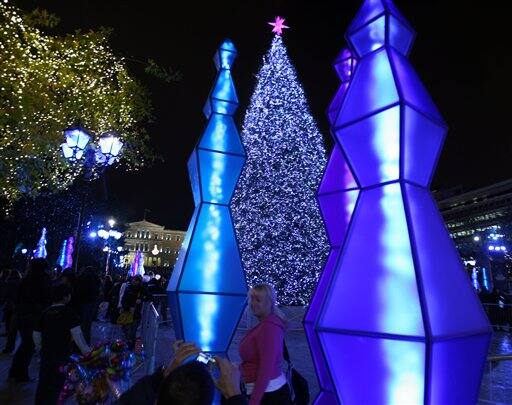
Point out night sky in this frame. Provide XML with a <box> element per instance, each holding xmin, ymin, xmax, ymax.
<box><xmin>16</xmin><ymin>0</ymin><xmax>511</xmax><ymax>230</ymax></box>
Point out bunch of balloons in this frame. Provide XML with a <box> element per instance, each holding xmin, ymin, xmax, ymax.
<box><xmin>58</xmin><ymin>339</ymin><xmax>143</xmax><ymax>404</ymax></box>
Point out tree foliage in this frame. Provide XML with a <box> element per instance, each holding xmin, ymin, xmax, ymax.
<box><xmin>0</xmin><ymin>1</ymin><xmax>154</xmax><ymax>208</ymax></box>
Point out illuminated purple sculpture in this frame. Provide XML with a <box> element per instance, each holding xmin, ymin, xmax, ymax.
<box><xmin>167</xmin><ymin>40</ymin><xmax>247</xmax><ymax>354</ymax></box>
<box><xmin>314</xmin><ymin>1</ymin><xmax>492</xmax><ymax>403</ymax></box>
<box><xmin>129</xmin><ymin>250</ymin><xmax>144</xmax><ymax>277</ymax></box>
<box><xmin>65</xmin><ymin>236</ymin><xmax>74</xmax><ymax>269</ymax></box>
<box><xmin>304</xmin><ymin>48</ymin><xmax>358</xmax><ymax>405</ymax></box>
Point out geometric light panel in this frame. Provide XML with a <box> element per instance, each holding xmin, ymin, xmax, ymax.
<box><xmin>305</xmin><ymin>47</ymin><xmax>358</xmax><ymax>404</ymax></box>
<box><xmin>311</xmin><ymin>1</ymin><xmax>492</xmax><ymax>403</ymax></box>
<box><xmin>167</xmin><ymin>39</ymin><xmax>247</xmax><ymax>354</ymax></box>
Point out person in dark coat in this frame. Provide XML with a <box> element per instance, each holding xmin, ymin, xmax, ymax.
<box><xmin>2</xmin><ymin>269</ymin><xmax>22</xmax><ymax>353</ymax></box>
<box><xmin>73</xmin><ymin>266</ymin><xmax>101</xmax><ymax>344</ymax></box>
<box><xmin>8</xmin><ymin>258</ymin><xmax>52</xmax><ymax>382</ymax></box>
<box><xmin>120</xmin><ymin>275</ymin><xmax>151</xmax><ymax>348</ymax></box>
<box><xmin>107</xmin><ymin>276</ymin><xmax>124</xmax><ymax>324</ymax></box>
<box><xmin>33</xmin><ymin>282</ymin><xmax>90</xmax><ymax>404</ymax></box>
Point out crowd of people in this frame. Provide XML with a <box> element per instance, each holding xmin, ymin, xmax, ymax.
<box><xmin>0</xmin><ymin>259</ymin><xmax>297</xmax><ymax>405</ymax></box>
<box><xmin>0</xmin><ymin>259</ymin><xmax>168</xmax><ymax>403</ymax></box>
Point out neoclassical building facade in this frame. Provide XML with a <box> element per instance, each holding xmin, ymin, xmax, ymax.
<box><xmin>123</xmin><ymin>220</ymin><xmax>185</xmax><ymax>269</ymax></box>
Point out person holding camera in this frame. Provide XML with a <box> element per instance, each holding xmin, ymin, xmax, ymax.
<box><xmin>117</xmin><ymin>340</ymin><xmax>247</xmax><ymax>405</ymax></box>
<box><xmin>239</xmin><ymin>284</ymin><xmax>291</xmax><ymax>405</ymax></box>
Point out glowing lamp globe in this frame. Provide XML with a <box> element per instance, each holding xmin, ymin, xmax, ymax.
<box><xmin>109</xmin><ymin>230</ymin><xmax>122</xmax><ymax>240</ymax></box>
<box><xmin>152</xmin><ymin>245</ymin><xmax>159</xmax><ymax>255</ymax></box>
<box><xmin>61</xmin><ymin>127</ymin><xmax>92</xmax><ymax>160</ymax></box>
<box><xmin>97</xmin><ymin>229</ymin><xmax>109</xmax><ymax>239</ymax></box>
<box><xmin>96</xmin><ymin>133</ymin><xmax>123</xmax><ymax>165</ymax></box>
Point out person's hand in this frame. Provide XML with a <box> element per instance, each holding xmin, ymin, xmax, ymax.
<box><xmin>163</xmin><ymin>340</ymin><xmax>201</xmax><ymax>376</ymax></box>
<box><xmin>213</xmin><ymin>356</ymin><xmax>241</xmax><ymax>399</ymax></box>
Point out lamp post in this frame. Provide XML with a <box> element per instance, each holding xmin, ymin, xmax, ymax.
<box><xmin>60</xmin><ymin>126</ymin><xmax>123</xmax><ymax>272</ymax></box>
<box><xmin>97</xmin><ymin>226</ymin><xmax>122</xmax><ymax>275</ymax></box>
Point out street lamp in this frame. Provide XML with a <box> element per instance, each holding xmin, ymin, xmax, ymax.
<box><xmin>96</xmin><ymin>133</ymin><xmax>123</xmax><ymax>166</ymax></box>
<box><xmin>61</xmin><ymin>125</ymin><xmax>124</xmax><ymax>271</ymax></box>
<box><xmin>94</xmin><ymin>221</ymin><xmax>123</xmax><ymax>275</ymax></box>
<box><xmin>61</xmin><ymin>127</ymin><xmax>91</xmax><ymax>161</ymax></box>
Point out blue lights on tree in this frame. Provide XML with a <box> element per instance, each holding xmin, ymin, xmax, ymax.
<box><xmin>313</xmin><ymin>1</ymin><xmax>492</xmax><ymax>403</ymax></box>
<box><xmin>167</xmin><ymin>39</ymin><xmax>247</xmax><ymax>354</ymax></box>
<box><xmin>231</xmin><ymin>34</ymin><xmax>328</xmax><ymax>306</ymax></box>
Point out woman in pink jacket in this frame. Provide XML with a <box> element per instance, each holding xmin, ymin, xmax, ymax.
<box><xmin>239</xmin><ymin>284</ymin><xmax>291</xmax><ymax>405</ymax></box>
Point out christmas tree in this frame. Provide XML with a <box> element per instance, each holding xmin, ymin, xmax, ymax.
<box><xmin>231</xmin><ymin>19</ymin><xmax>328</xmax><ymax>305</ymax></box>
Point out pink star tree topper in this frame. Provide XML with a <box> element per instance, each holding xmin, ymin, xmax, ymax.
<box><xmin>268</xmin><ymin>16</ymin><xmax>289</xmax><ymax>35</ymax></box>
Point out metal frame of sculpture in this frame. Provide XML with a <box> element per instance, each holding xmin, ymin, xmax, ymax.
<box><xmin>311</xmin><ymin>1</ymin><xmax>492</xmax><ymax>403</ymax></box>
<box><xmin>305</xmin><ymin>48</ymin><xmax>358</xmax><ymax>405</ymax></box>
<box><xmin>167</xmin><ymin>40</ymin><xmax>247</xmax><ymax>354</ymax></box>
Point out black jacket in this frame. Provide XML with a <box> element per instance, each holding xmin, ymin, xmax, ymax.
<box><xmin>121</xmin><ymin>284</ymin><xmax>152</xmax><ymax>321</ymax></box>
<box><xmin>15</xmin><ymin>271</ymin><xmax>51</xmax><ymax>326</ymax></box>
<box><xmin>116</xmin><ymin>368</ymin><xmax>248</xmax><ymax>405</ymax></box>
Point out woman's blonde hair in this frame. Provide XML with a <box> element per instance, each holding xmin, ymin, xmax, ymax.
<box><xmin>250</xmin><ymin>283</ymin><xmax>287</xmax><ymax>323</ymax></box>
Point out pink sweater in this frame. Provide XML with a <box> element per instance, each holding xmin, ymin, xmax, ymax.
<box><xmin>239</xmin><ymin>313</ymin><xmax>285</xmax><ymax>404</ymax></box>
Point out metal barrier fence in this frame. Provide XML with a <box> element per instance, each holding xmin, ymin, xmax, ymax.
<box><xmin>152</xmin><ymin>294</ymin><xmax>171</xmax><ymax>326</ymax></box>
<box><xmin>482</xmin><ymin>303</ymin><xmax>512</xmax><ymax>330</ymax></box>
<box><xmin>479</xmin><ymin>353</ymin><xmax>512</xmax><ymax>403</ymax></box>
<box><xmin>134</xmin><ymin>298</ymin><xmax>511</xmax><ymax>401</ymax></box>
<box><xmin>148</xmin><ymin>295</ymin><xmax>511</xmax><ymax>330</ymax></box>
<box><xmin>150</xmin><ymin>294</ymin><xmax>307</xmax><ymax>331</ymax></box>
<box><xmin>140</xmin><ymin>301</ymin><xmax>160</xmax><ymax>374</ymax></box>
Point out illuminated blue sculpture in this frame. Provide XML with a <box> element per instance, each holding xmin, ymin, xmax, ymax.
<box><xmin>167</xmin><ymin>40</ymin><xmax>247</xmax><ymax>353</ymax></box>
<box><xmin>314</xmin><ymin>1</ymin><xmax>492</xmax><ymax>403</ymax></box>
<box><xmin>57</xmin><ymin>239</ymin><xmax>67</xmax><ymax>268</ymax></box>
<box><xmin>305</xmin><ymin>48</ymin><xmax>358</xmax><ymax>405</ymax></box>
<box><xmin>34</xmin><ymin>227</ymin><xmax>47</xmax><ymax>259</ymax></box>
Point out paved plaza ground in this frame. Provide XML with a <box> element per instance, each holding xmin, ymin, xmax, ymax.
<box><xmin>0</xmin><ymin>308</ymin><xmax>510</xmax><ymax>404</ymax></box>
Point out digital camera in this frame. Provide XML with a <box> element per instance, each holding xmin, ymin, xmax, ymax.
<box><xmin>196</xmin><ymin>352</ymin><xmax>217</xmax><ymax>366</ymax></box>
